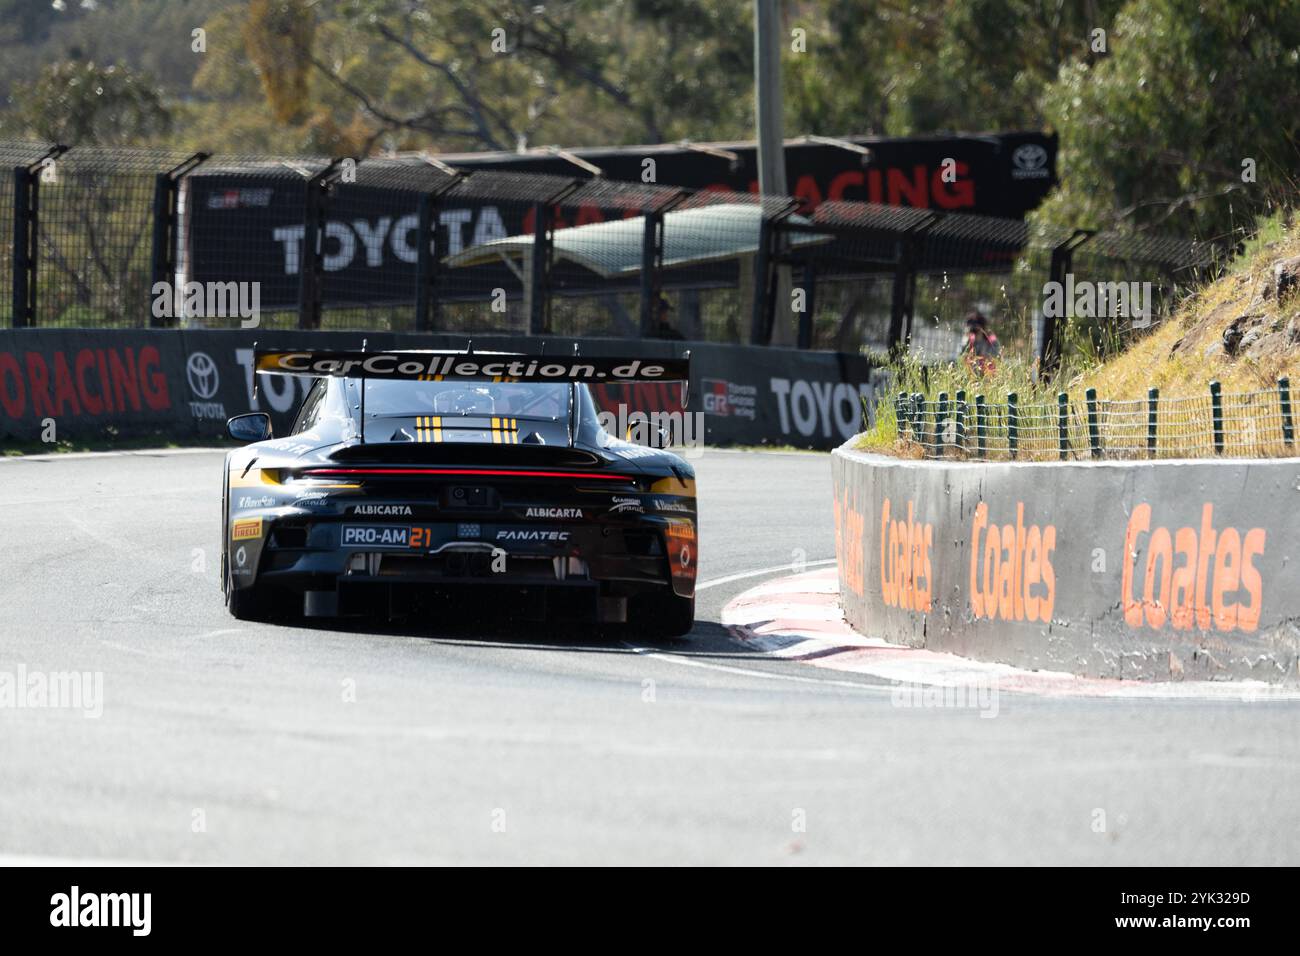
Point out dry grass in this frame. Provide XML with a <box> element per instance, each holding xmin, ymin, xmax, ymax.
<box><xmin>1074</xmin><ymin>217</ymin><xmax>1300</xmax><ymax>400</ymax></box>
<box><xmin>858</xmin><ymin>210</ymin><xmax>1300</xmax><ymax>458</ymax></box>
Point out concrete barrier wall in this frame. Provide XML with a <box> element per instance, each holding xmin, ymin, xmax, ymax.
<box><xmin>0</xmin><ymin>330</ymin><xmax>885</xmax><ymax>450</ymax></box>
<box><xmin>832</xmin><ymin>443</ymin><xmax>1300</xmax><ymax>683</ymax></box>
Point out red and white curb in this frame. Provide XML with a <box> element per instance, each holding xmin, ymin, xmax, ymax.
<box><xmin>721</xmin><ymin>567</ymin><xmax>1300</xmax><ymax>700</ymax></box>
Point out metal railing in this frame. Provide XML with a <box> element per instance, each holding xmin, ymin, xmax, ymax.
<box><xmin>896</xmin><ymin>378</ymin><xmax>1297</xmax><ymax>461</ymax></box>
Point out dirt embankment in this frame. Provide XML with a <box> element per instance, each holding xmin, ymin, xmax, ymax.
<box><xmin>1079</xmin><ymin>226</ymin><xmax>1300</xmax><ymax>399</ymax></box>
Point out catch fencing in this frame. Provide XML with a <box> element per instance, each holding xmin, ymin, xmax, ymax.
<box><xmin>2</xmin><ymin>141</ymin><xmax>1216</xmax><ymax>362</ymax></box>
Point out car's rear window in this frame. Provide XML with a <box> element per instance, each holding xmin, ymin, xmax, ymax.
<box><xmin>359</xmin><ymin>380</ymin><xmax>570</xmax><ymax>420</ymax></box>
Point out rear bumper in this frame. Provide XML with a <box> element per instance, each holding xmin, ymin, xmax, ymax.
<box><xmin>317</xmin><ymin>578</ymin><xmax>626</xmax><ymax>622</ymax></box>
<box><xmin>257</xmin><ymin>546</ymin><xmax>668</xmax><ymax>589</ymax></box>
<box><xmin>237</xmin><ymin>512</ymin><xmax>695</xmax><ymax>614</ymax></box>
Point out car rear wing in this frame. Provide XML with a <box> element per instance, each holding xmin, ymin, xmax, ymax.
<box><xmin>254</xmin><ymin>347</ymin><xmax>691</xmax><ymax>449</ymax></box>
<box><xmin>253</xmin><ymin>349</ymin><xmax>690</xmax><ymax>384</ymax></box>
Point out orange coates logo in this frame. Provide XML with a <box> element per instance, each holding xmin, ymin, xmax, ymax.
<box><xmin>880</xmin><ymin>498</ymin><xmax>932</xmax><ymax>612</ymax></box>
<box><xmin>833</xmin><ymin>485</ymin><xmax>865</xmax><ymax>597</ymax></box>
<box><xmin>969</xmin><ymin>501</ymin><xmax>1056</xmax><ymax>623</ymax></box>
<box><xmin>1122</xmin><ymin>503</ymin><xmax>1264</xmax><ymax>633</ymax></box>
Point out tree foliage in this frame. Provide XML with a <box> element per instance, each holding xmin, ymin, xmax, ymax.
<box><xmin>2</xmin><ymin>61</ymin><xmax>171</xmax><ymax>145</ymax></box>
<box><xmin>243</xmin><ymin>0</ymin><xmax>315</xmax><ymax>125</ymax></box>
<box><xmin>293</xmin><ymin>0</ymin><xmax>755</xmax><ymax>152</ymax></box>
<box><xmin>0</xmin><ymin>0</ymin><xmax>1297</xmax><ymax>244</ymax></box>
<box><xmin>1030</xmin><ymin>0</ymin><xmax>1300</xmax><ymax>242</ymax></box>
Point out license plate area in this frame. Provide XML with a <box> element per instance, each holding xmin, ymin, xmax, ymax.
<box><xmin>341</xmin><ymin>525</ymin><xmax>411</xmax><ymax>547</ymax></box>
<box><xmin>442</xmin><ymin>485</ymin><xmax>498</xmax><ymax>510</ymax></box>
<box><xmin>341</xmin><ymin>523</ymin><xmax>575</xmax><ymax>553</ymax></box>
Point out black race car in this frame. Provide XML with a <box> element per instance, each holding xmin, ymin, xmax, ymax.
<box><xmin>221</xmin><ymin>349</ymin><xmax>697</xmax><ymax>636</ymax></box>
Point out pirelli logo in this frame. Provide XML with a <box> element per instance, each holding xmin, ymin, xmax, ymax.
<box><xmin>232</xmin><ymin>518</ymin><xmax>263</xmax><ymax>540</ymax></box>
<box><xmin>664</xmin><ymin>518</ymin><xmax>695</xmax><ymax>539</ymax></box>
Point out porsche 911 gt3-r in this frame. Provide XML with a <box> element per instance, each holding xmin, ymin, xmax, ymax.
<box><xmin>221</xmin><ymin>349</ymin><xmax>696</xmax><ymax>637</ymax></box>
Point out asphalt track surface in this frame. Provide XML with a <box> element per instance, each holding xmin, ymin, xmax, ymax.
<box><xmin>0</xmin><ymin>448</ymin><xmax>1296</xmax><ymax>865</ymax></box>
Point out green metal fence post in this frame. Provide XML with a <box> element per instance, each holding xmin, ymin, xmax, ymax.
<box><xmin>1279</xmin><ymin>377</ymin><xmax>1294</xmax><ymax>450</ymax></box>
<box><xmin>1209</xmin><ymin>380</ymin><xmax>1224</xmax><ymax>455</ymax></box>
<box><xmin>935</xmin><ymin>392</ymin><xmax>949</xmax><ymax>457</ymax></box>
<box><xmin>1007</xmin><ymin>392</ymin><xmax>1019</xmax><ymax>460</ymax></box>
<box><xmin>1057</xmin><ymin>392</ymin><xmax>1069</xmax><ymax>460</ymax></box>
<box><xmin>974</xmin><ymin>394</ymin><xmax>987</xmax><ymax>459</ymax></box>
<box><xmin>954</xmin><ymin>389</ymin><xmax>966</xmax><ymax>453</ymax></box>
<box><xmin>1085</xmin><ymin>387</ymin><xmax>1101</xmax><ymax>459</ymax></box>
<box><xmin>1147</xmin><ymin>387</ymin><xmax>1159</xmax><ymax>458</ymax></box>
<box><xmin>911</xmin><ymin>392</ymin><xmax>924</xmax><ymax>451</ymax></box>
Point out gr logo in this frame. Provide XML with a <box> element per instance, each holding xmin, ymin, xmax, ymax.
<box><xmin>186</xmin><ymin>351</ymin><xmax>219</xmax><ymax>399</ymax></box>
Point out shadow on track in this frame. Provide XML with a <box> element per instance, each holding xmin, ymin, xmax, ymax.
<box><xmin>251</xmin><ymin>608</ymin><xmax>754</xmax><ymax>660</ymax></box>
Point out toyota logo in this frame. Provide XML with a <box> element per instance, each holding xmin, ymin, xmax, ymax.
<box><xmin>186</xmin><ymin>352</ymin><xmax>220</xmax><ymax>400</ymax></box>
<box><xmin>1012</xmin><ymin>144</ymin><xmax>1048</xmax><ymax>171</ymax></box>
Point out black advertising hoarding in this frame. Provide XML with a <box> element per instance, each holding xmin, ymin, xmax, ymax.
<box><xmin>171</xmin><ymin>332</ymin><xmax>884</xmax><ymax>449</ymax></box>
<box><xmin>186</xmin><ymin>132</ymin><xmax>1057</xmax><ymax>311</ymax></box>
<box><xmin>0</xmin><ymin>330</ymin><xmax>190</xmax><ymax>441</ymax></box>
<box><xmin>185</xmin><ymin>173</ymin><xmax>311</xmax><ymax>307</ymax></box>
<box><xmin>0</xmin><ymin>330</ymin><xmax>883</xmax><ymax>451</ymax></box>
<box><xmin>440</xmin><ymin>131</ymin><xmax>1057</xmax><ymax>218</ymax></box>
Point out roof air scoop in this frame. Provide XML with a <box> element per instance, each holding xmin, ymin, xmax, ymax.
<box><xmin>522</xmin><ymin>431</ymin><xmax>546</xmax><ymax>445</ymax></box>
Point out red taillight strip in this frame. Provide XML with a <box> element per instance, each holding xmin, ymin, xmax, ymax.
<box><xmin>301</xmin><ymin>467</ymin><xmax>633</xmax><ymax>481</ymax></box>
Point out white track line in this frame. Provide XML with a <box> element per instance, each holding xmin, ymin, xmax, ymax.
<box><xmin>696</xmin><ymin>558</ymin><xmax>836</xmax><ymax>591</ymax></box>
<box><xmin>620</xmin><ymin>559</ymin><xmax>887</xmax><ymax>692</ymax></box>
<box><xmin>0</xmin><ymin>447</ymin><xmax>226</xmax><ymax>463</ymax></box>
<box><xmin>620</xmin><ymin>642</ymin><xmax>889</xmax><ymax>692</ymax></box>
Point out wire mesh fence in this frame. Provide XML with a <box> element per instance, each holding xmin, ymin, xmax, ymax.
<box><xmin>0</xmin><ymin>140</ymin><xmax>58</xmax><ymax>327</ymax></box>
<box><xmin>181</xmin><ymin>153</ymin><xmax>334</xmax><ymax>331</ymax></box>
<box><xmin>34</xmin><ymin>146</ymin><xmax>196</xmax><ymax>328</ymax></box>
<box><xmin>894</xmin><ymin>378</ymin><xmax>1298</xmax><ymax>461</ymax></box>
<box><xmin>0</xmin><ymin>140</ymin><xmax>1218</xmax><ymax>360</ymax></box>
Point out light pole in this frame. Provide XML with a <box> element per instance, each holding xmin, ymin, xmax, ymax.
<box><xmin>754</xmin><ymin>0</ymin><xmax>793</xmax><ymax>345</ymax></box>
<box><xmin>754</xmin><ymin>0</ymin><xmax>788</xmax><ymax>198</ymax></box>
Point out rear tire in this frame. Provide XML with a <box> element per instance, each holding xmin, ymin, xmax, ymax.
<box><xmin>630</xmin><ymin>590</ymin><xmax>695</xmax><ymax>638</ymax></box>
